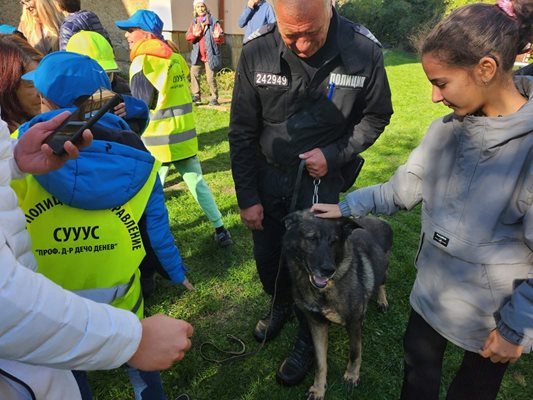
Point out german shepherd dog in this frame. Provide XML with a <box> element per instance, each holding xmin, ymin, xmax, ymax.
<box><xmin>283</xmin><ymin>210</ymin><xmax>393</xmax><ymax>400</ymax></box>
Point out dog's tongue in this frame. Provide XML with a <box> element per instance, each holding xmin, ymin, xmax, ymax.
<box><xmin>311</xmin><ymin>275</ymin><xmax>328</xmax><ymax>288</ymax></box>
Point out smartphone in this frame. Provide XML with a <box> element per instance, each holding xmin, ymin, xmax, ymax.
<box><xmin>45</xmin><ymin>93</ymin><xmax>122</xmax><ymax>156</ymax></box>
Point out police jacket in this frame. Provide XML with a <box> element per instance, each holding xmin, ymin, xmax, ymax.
<box><xmin>229</xmin><ymin>8</ymin><xmax>393</xmax><ymax>209</ymax></box>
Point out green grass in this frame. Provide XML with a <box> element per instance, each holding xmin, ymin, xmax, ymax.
<box><xmin>89</xmin><ymin>50</ymin><xmax>533</xmax><ymax>399</ymax></box>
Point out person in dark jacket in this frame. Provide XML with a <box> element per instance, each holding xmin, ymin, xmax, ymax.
<box><xmin>229</xmin><ymin>0</ymin><xmax>393</xmax><ymax>386</ymax></box>
<box><xmin>54</xmin><ymin>0</ymin><xmax>111</xmax><ymax>50</ymax></box>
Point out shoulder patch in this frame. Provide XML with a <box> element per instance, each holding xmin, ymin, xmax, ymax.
<box><xmin>244</xmin><ymin>23</ymin><xmax>276</xmax><ymax>45</ymax></box>
<box><xmin>353</xmin><ymin>24</ymin><xmax>382</xmax><ymax>47</ymax></box>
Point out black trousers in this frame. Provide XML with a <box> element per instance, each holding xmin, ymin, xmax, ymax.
<box><xmin>251</xmin><ymin>163</ymin><xmax>343</xmax><ymax>301</ymax></box>
<box><xmin>400</xmin><ymin>309</ymin><xmax>509</xmax><ymax>400</ymax></box>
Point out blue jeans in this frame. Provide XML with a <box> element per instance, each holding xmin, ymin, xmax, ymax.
<box><xmin>73</xmin><ymin>368</ymin><xmax>166</xmax><ymax>400</ymax></box>
<box><xmin>127</xmin><ymin>367</ymin><xmax>166</xmax><ymax>400</ymax></box>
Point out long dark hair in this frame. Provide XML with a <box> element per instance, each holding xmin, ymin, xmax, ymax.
<box><xmin>0</xmin><ymin>34</ymin><xmax>43</xmax><ymax>131</ymax></box>
<box><xmin>422</xmin><ymin>0</ymin><xmax>533</xmax><ymax>71</ymax></box>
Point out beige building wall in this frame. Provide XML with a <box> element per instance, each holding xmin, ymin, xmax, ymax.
<box><xmin>0</xmin><ymin>0</ymin><xmax>274</xmax><ymax>69</ymax></box>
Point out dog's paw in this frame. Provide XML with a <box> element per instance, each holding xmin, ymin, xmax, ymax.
<box><xmin>343</xmin><ymin>372</ymin><xmax>360</xmax><ymax>392</ymax></box>
<box><xmin>376</xmin><ymin>301</ymin><xmax>389</xmax><ymax>313</ymax></box>
<box><xmin>306</xmin><ymin>384</ymin><xmax>325</xmax><ymax>400</ymax></box>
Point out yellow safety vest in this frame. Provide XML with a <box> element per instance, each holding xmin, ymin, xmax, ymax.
<box><xmin>131</xmin><ymin>52</ymin><xmax>198</xmax><ymax>163</ymax></box>
<box><xmin>14</xmin><ymin>163</ymin><xmax>160</xmax><ymax>318</ymax></box>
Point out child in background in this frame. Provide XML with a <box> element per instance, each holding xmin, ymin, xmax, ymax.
<box><xmin>54</xmin><ymin>0</ymin><xmax>111</xmax><ymax>50</ymax></box>
<box><xmin>312</xmin><ymin>1</ymin><xmax>533</xmax><ymax>399</ymax></box>
<box><xmin>115</xmin><ymin>10</ymin><xmax>233</xmax><ymax>249</ymax></box>
<box><xmin>66</xmin><ymin>30</ymin><xmax>149</xmax><ymax>135</ymax></box>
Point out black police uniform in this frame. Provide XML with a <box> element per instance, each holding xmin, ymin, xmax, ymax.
<box><xmin>229</xmin><ymin>7</ymin><xmax>393</xmax><ymax>300</ymax></box>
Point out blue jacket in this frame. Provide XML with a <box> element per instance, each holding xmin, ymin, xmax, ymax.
<box><xmin>59</xmin><ymin>10</ymin><xmax>112</xmax><ymax>51</ymax></box>
<box><xmin>238</xmin><ymin>1</ymin><xmax>276</xmax><ymax>43</ymax></box>
<box><xmin>18</xmin><ymin>111</ymin><xmax>187</xmax><ymax>284</ymax></box>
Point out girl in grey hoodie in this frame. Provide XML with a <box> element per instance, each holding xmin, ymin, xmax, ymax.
<box><xmin>312</xmin><ymin>1</ymin><xmax>533</xmax><ymax>399</ymax></box>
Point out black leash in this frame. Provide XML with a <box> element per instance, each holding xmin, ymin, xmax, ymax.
<box><xmin>289</xmin><ymin>159</ymin><xmax>307</xmax><ymax>212</ymax></box>
<box><xmin>199</xmin><ymin>161</ymin><xmax>310</xmax><ymax>364</ymax></box>
<box><xmin>198</xmin><ymin>252</ymin><xmax>285</xmax><ymax>363</ymax></box>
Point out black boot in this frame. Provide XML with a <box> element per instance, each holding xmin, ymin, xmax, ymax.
<box><xmin>253</xmin><ymin>301</ymin><xmax>292</xmax><ymax>342</ymax></box>
<box><xmin>276</xmin><ymin>329</ymin><xmax>314</xmax><ymax>386</ymax></box>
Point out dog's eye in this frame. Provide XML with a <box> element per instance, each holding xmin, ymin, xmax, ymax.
<box><xmin>304</xmin><ymin>235</ymin><xmax>318</xmax><ymax>242</ymax></box>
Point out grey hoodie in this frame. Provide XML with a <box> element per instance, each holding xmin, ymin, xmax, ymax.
<box><xmin>340</xmin><ymin>76</ymin><xmax>533</xmax><ymax>352</ymax></box>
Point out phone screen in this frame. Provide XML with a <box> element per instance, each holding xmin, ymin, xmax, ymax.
<box><xmin>44</xmin><ymin>93</ymin><xmax>121</xmax><ymax>155</ymax></box>
<box><xmin>45</xmin><ymin>120</ymin><xmax>86</xmax><ymax>153</ymax></box>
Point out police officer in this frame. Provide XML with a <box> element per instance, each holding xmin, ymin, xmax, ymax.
<box><xmin>229</xmin><ymin>0</ymin><xmax>393</xmax><ymax>386</ymax></box>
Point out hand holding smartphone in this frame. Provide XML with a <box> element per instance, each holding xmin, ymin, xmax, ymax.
<box><xmin>45</xmin><ymin>93</ymin><xmax>122</xmax><ymax>156</ymax></box>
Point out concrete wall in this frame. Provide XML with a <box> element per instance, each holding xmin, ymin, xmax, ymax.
<box><xmin>0</xmin><ymin>0</ymin><xmax>258</xmax><ymax>70</ymax></box>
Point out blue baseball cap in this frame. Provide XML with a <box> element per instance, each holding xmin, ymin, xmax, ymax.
<box><xmin>22</xmin><ymin>51</ymin><xmax>111</xmax><ymax>108</ymax></box>
<box><xmin>115</xmin><ymin>10</ymin><xmax>164</xmax><ymax>39</ymax></box>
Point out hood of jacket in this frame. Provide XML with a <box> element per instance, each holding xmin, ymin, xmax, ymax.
<box><xmin>19</xmin><ymin>110</ymin><xmax>156</xmax><ymax>210</ymax></box>
<box><xmin>448</xmin><ymin>76</ymin><xmax>533</xmax><ymax>152</ymax></box>
<box><xmin>130</xmin><ymin>38</ymin><xmax>172</xmax><ymax>62</ymax></box>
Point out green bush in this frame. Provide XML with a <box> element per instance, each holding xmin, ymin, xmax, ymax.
<box><xmin>197</xmin><ymin>67</ymin><xmax>235</xmax><ymax>98</ymax></box>
<box><xmin>338</xmin><ymin>0</ymin><xmax>448</xmax><ymax>49</ymax></box>
<box><xmin>337</xmin><ymin>0</ymin><xmax>493</xmax><ymax>50</ymax></box>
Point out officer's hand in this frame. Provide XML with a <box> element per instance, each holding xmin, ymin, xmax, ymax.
<box><xmin>299</xmin><ymin>148</ymin><xmax>328</xmax><ymax>178</ymax></box>
<box><xmin>240</xmin><ymin>204</ymin><xmax>264</xmax><ymax>230</ymax></box>
<box><xmin>480</xmin><ymin>329</ymin><xmax>523</xmax><ymax>364</ymax></box>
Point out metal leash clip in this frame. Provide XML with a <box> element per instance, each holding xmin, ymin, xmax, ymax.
<box><xmin>312</xmin><ymin>178</ymin><xmax>321</xmax><ymax>204</ymax></box>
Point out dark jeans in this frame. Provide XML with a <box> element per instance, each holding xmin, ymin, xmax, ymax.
<box><xmin>400</xmin><ymin>309</ymin><xmax>508</xmax><ymax>400</ymax></box>
<box><xmin>73</xmin><ymin>368</ymin><xmax>166</xmax><ymax>400</ymax></box>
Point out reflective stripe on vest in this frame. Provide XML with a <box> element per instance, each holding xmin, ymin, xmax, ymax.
<box><xmin>72</xmin><ymin>270</ymin><xmax>143</xmax><ymax>318</ymax></box>
<box><xmin>16</xmin><ymin>161</ymin><xmax>161</xmax><ymax>318</ymax></box>
<box><xmin>72</xmin><ymin>272</ymin><xmax>135</xmax><ymax>304</ymax></box>
<box><xmin>131</xmin><ymin>53</ymin><xmax>198</xmax><ymax>163</ymax></box>
<box><xmin>150</xmin><ymin>103</ymin><xmax>193</xmax><ymax>121</ymax></box>
<box><xmin>142</xmin><ymin>128</ymin><xmax>196</xmax><ymax>146</ymax></box>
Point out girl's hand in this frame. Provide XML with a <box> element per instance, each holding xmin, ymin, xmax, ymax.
<box><xmin>182</xmin><ymin>278</ymin><xmax>194</xmax><ymax>291</ymax></box>
<box><xmin>480</xmin><ymin>329</ymin><xmax>523</xmax><ymax>363</ymax></box>
<box><xmin>310</xmin><ymin>203</ymin><xmax>342</xmax><ymax>219</ymax></box>
<box><xmin>114</xmin><ymin>102</ymin><xmax>127</xmax><ymax>118</ymax></box>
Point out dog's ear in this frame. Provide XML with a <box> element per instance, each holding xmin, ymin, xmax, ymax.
<box><xmin>340</xmin><ymin>217</ymin><xmax>361</xmax><ymax>240</ymax></box>
<box><xmin>283</xmin><ymin>211</ymin><xmax>302</xmax><ymax>230</ymax></box>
